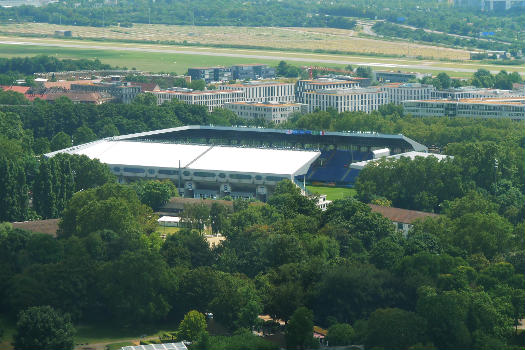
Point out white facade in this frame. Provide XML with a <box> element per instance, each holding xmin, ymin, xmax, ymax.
<box><xmin>224</xmin><ymin>102</ymin><xmax>303</xmax><ymax>124</ymax></box>
<box><xmin>431</xmin><ymin>87</ymin><xmax>525</xmax><ymax>100</ymax></box>
<box><xmin>381</xmin><ymin>83</ymin><xmax>435</xmax><ymax>105</ymax></box>
<box><xmin>403</xmin><ymin>98</ymin><xmax>525</xmax><ymax>120</ymax></box>
<box><xmin>219</xmin><ymin>82</ymin><xmax>295</xmax><ymax>103</ymax></box>
<box><xmin>295</xmin><ymin>78</ymin><xmax>360</xmax><ymax>103</ymax></box>
<box><xmin>303</xmin><ymin>87</ymin><xmax>387</xmax><ymax>113</ymax></box>
<box><xmin>152</xmin><ymin>89</ymin><xmax>244</xmax><ymax>111</ymax></box>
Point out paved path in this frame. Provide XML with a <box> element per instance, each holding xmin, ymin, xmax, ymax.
<box><xmin>0</xmin><ymin>37</ymin><xmax>523</xmax><ymax>76</ymax></box>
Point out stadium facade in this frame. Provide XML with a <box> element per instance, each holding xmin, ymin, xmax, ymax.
<box><xmin>46</xmin><ymin>126</ymin><xmax>427</xmax><ymax>199</ymax></box>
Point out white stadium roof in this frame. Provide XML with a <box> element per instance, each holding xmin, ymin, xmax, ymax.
<box><xmin>350</xmin><ymin>151</ymin><xmax>452</xmax><ymax>170</ymax></box>
<box><xmin>47</xmin><ymin>140</ymin><xmax>320</xmax><ymax>176</ymax></box>
<box><xmin>121</xmin><ymin>342</ymin><xmax>187</xmax><ymax>350</ymax></box>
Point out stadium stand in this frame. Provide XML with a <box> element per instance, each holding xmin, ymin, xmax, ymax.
<box><xmin>46</xmin><ymin>125</ymin><xmax>428</xmax><ymax>196</ymax></box>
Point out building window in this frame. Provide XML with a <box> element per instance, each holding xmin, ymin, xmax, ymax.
<box><xmin>229</xmin><ymin>174</ymin><xmax>252</xmax><ymax>180</ymax></box>
<box><xmin>123</xmin><ymin>167</ymin><xmax>145</xmax><ymax>173</ymax></box>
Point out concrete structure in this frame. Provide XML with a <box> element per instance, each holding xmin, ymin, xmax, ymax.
<box><xmin>368</xmin><ymin>204</ymin><xmax>439</xmax><ymax>235</ymax></box>
<box><xmin>70</xmin><ymin>81</ymin><xmax>141</xmax><ymax>104</ymax></box>
<box><xmin>431</xmin><ymin>86</ymin><xmax>524</xmax><ymax>100</ymax></box>
<box><xmin>224</xmin><ymin>101</ymin><xmax>304</xmax><ymax>124</ymax></box>
<box><xmin>230</xmin><ymin>64</ymin><xmax>275</xmax><ymax>80</ymax></box>
<box><xmin>295</xmin><ymin>78</ymin><xmax>361</xmax><ymax>103</ymax></box>
<box><xmin>303</xmin><ymin>87</ymin><xmax>387</xmax><ymax>113</ymax></box>
<box><xmin>403</xmin><ymin>98</ymin><xmax>525</xmax><ymax>120</ymax></box>
<box><xmin>46</xmin><ymin>139</ymin><xmax>320</xmax><ymax>201</ymax></box>
<box><xmin>374</xmin><ymin>71</ymin><xmax>431</xmax><ymax>83</ymax></box>
<box><xmin>151</xmin><ymin>88</ymin><xmax>244</xmax><ymax>111</ymax></box>
<box><xmin>219</xmin><ymin>82</ymin><xmax>295</xmax><ymax>103</ymax></box>
<box><xmin>381</xmin><ymin>83</ymin><xmax>436</xmax><ymax>105</ymax></box>
<box><xmin>187</xmin><ymin>67</ymin><xmax>232</xmax><ymax>83</ymax></box>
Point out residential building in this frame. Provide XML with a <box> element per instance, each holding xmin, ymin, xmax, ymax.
<box><xmin>43</xmin><ymin>91</ymin><xmax>113</xmax><ymax>104</ymax></box>
<box><xmin>70</xmin><ymin>81</ymin><xmax>141</xmax><ymax>104</ymax></box>
<box><xmin>403</xmin><ymin>97</ymin><xmax>525</xmax><ymax>120</ymax></box>
<box><xmin>219</xmin><ymin>81</ymin><xmax>295</xmax><ymax>103</ymax></box>
<box><xmin>187</xmin><ymin>67</ymin><xmax>232</xmax><ymax>83</ymax></box>
<box><xmin>368</xmin><ymin>204</ymin><xmax>439</xmax><ymax>235</ymax></box>
<box><xmin>381</xmin><ymin>83</ymin><xmax>436</xmax><ymax>105</ymax></box>
<box><xmin>151</xmin><ymin>88</ymin><xmax>244</xmax><ymax>111</ymax></box>
<box><xmin>374</xmin><ymin>70</ymin><xmax>431</xmax><ymax>83</ymax></box>
<box><xmin>295</xmin><ymin>78</ymin><xmax>361</xmax><ymax>103</ymax></box>
<box><xmin>303</xmin><ymin>87</ymin><xmax>387</xmax><ymax>113</ymax></box>
<box><xmin>230</xmin><ymin>64</ymin><xmax>276</xmax><ymax>80</ymax></box>
<box><xmin>224</xmin><ymin>101</ymin><xmax>304</xmax><ymax>124</ymax></box>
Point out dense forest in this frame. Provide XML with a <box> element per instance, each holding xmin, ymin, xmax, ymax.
<box><xmin>0</xmin><ymin>55</ymin><xmax>524</xmax><ymax>349</ymax></box>
<box><xmin>0</xmin><ymin>0</ymin><xmax>523</xmax><ymax>51</ymax></box>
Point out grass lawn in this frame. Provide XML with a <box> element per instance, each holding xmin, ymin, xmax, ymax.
<box><xmin>0</xmin><ymin>315</ymin><xmax>16</xmax><ymax>350</ymax></box>
<box><xmin>74</xmin><ymin>320</ymin><xmax>180</xmax><ymax>345</ymax></box>
<box><xmin>106</xmin><ymin>341</ymin><xmax>136</xmax><ymax>350</ymax></box>
<box><xmin>307</xmin><ymin>185</ymin><xmax>356</xmax><ymax>201</ymax></box>
<box><xmin>0</xmin><ymin>36</ymin><xmax>521</xmax><ymax>78</ymax></box>
<box><xmin>156</xmin><ymin>225</ymin><xmax>181</xmax><ymax>235</ymax></box>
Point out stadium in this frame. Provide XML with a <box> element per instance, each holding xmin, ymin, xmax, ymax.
<box><xmin>46</xmin><ymin>125</ymin><xmax>427</xmax><ymax>201</ymax></box>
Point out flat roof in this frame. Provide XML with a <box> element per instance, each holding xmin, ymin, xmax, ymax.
<box><xmin>406</xmin><ymin>98</ymin><xmax>525</xmax><ymax>105</ymax></box>
<box><xmin>51</xmin><ymin>141</ymin><xmax>209</xmax><ymax>168</ymax></box>
<box><xmin>221</xmin><ymin>82</ymin><xmax>292</xmax><ymax>87</ymax></box>
<box><xmin>190</xmin><ymin>146</ymin><xmax>319</xmax><ymax>175</ymax></box>
<box><xmin>351</xmin><ymin>151</ymin><xmax>451</xmax><ymax>170</ymax></box>
<box><xmin>46</xmin><ymin>141</ymin><xmax>320</xmax><ymax>176</ymax></box>
<box><xmin>226</xmin><ymin>102</ymin><xmax>301</xmax><ymax>107</ymax></box>
<box><xmin>155</xmin><ymin>90</ymin><xmax>243</xmax><ymax>95</ymax></box>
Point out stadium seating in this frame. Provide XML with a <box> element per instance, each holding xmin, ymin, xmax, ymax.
<box><xmin>307</xmin><ymin>149</ymin><xmax>372</xmax><ymax>184</ymax></box>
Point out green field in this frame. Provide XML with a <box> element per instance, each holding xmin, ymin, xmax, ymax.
<box><xmin>307</xmin><ymin>185</ymin><xmax>356</xmax><ymax>201</ymax></box>
<box><xmin>0</xmin><ymin>43</ymin><xmax>272</xmax><ymax>74</ymax></box>
<box><xmin>0</xmin><ymin>35</ymin><xmax>522</xmax><ymax>77</ymax></box>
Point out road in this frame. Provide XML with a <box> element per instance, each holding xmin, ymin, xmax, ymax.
<box><xmin>0</xmin><ymin>37</ymin><xmax>523</xmax><ymax>76</ymax></box>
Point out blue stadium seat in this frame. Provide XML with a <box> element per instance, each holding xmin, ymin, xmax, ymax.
<box><xmin>307</xmin><ymin>149</ymin><xmax>372</xmax><ymax>184</ymax></box>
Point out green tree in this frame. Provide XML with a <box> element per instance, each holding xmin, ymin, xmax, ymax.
<box><xmin>326</xmin><ymin>323</ymin><xmax>355</xmax><ymax>346</ymax></box>
<box><xmin>435</xmin><ymin>72</ymin><xmax>451</xmax><ymax>89</ymax></box>
<box><xmin>97</xmin><ymin>249</ymin><xmax>173</xmax><ymax>324</ymax></box>
<box><xmin>13</xmin><ymin>305</ymin><xmax>75</xmax><ymax>350</ymax></box>
<box><xmin>50</xmin><ymin>132</ymin><xmax>72</xmax><ymax>151</ymax></box>
<box><xmin>181</xmin><ymin>202</ymin><xmax>211</xmax><ymax>233</ymax></box>
<box><xmin>132</xmin><ymin>179</ymin><xmax>177</xmax><ymax>210</ymax></box>
<box><xmin>72</xmin><ymin>125</ymin><xmax>97</xmax><ymax>145</ymax></box>
<box><xmin>285</xmin><ymin>307</ymin><xmax>315</xmax><ymax>349</ymax></box>
<box><xmin>178</xmin><ymin>310</ymin><xmax>207</xmax><ymax>342</ymax></box>
<box><xmin>356</xmin><ymin>66</ymin><xmax>373</xmax><ymax>79</ymax></box>
<box><xmin>58</xmin><ymin>182</ymin><xmax>156</xmax><ymax>237</ymax></box>
<box><xmin>0</xmin><ymin>157</ymin><xmax>29</xmax><ymax>222</ymax></box>
<box><xmin>210</xmin><ymin>202</ymin><xmax>230</xmax><ymax>235</ymax></box>
<box><xmin>365</xmin><ymin>308</ymin><xmax>426</xmax><ymax>349</ymax></box>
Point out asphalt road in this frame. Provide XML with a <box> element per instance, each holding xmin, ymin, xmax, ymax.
<box><xmin>1</xmin><ymin>38</ymin><xmax>523</xmax><ymax>76</ymax></box>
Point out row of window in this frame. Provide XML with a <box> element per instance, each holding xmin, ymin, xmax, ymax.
<box><xmin>113</xmin><ymin>167</ymin><xmax>287</xmax><ymax>182</ymax></box>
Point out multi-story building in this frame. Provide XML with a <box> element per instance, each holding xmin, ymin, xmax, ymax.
<box><xmin>432</xmin><ymin>86</ymin><xmax>524</xmax><ymax>100</ymax></box>
<box><xmin>230</xmin><ymin>64</ymin><xmax>276</xmax><ymax>80</ymax></box>
<box><xmin>295</xmin><ymin>78</ymin><xmax>361</xmax><ymax>103</ymax></box>
<box><xmin>70</xmin><ymin>81</ymin><xmax>141</xmax><ymax>104</ymax></box>
<box><xmin>374</xmin><ymin>71</ymin><xmax>431</xmax><ymax>83</ymax></box>
<box><xmin>381</xmin><ymin>83</ymin><xmax>436</xmax><ymax>105</ymax></box>
<box><xmin>151</xmin><ymin>88</ymin><xmax>244</xmax><ymax>111</ymax></box>
<box><xmin>219</xmin><ymin>82</ymin><xmax>295</xmax><ymax>103</ymax></box>
<box><xmin>403</xmin><ymin>98</ymin><xmax>525</xmax><ymax>120</ymax></box>
<box><xmin>224</xmin><ymin>101</ymin><xmax>304</xmax><ymax>124</ymax></box>
<box><xmin>187</xmin><ymin>67</ymin><xmax>232</xmax><ymax>83</ymax></box>
<box><xmin>303</xmin><ymin>87</ymin><xmax>387</xmax><ymax>113</ymax></box>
